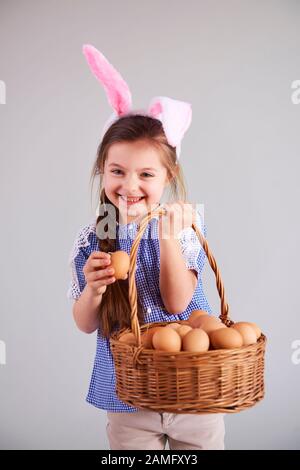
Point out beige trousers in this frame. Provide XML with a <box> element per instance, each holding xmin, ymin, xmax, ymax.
<box><xmin>106</xmin><ymin>409</ymin><xmax>225</xmax><ymax>450</ymax></box>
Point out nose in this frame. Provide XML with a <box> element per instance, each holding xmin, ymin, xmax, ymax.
<box><xmin>122</xmin><ymin>173</ymin><xmax>140</xmax><ymax>194</ymax></box>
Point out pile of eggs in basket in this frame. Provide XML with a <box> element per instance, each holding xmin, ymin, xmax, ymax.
<box><xmin>119</xmin><ymin>310</ymin><xmax>262</xmax><ymax>352</ymax></box>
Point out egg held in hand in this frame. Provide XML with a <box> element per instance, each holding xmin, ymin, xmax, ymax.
<box><xmin>109</xmin><ymin>250</ymin><xmax>130</xmax><ymax>280</ymax></box>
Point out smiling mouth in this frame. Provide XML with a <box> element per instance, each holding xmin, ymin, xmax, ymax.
<box><xmin>117</xmin><ymin>194</ymin><xmax>145</xmax><ymax>204</ymax></box>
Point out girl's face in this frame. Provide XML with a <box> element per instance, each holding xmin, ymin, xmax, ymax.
<box><xmin>103</xmin><ymin>140</ymin><xmax>170</xmax><ymax>223</ymax></box>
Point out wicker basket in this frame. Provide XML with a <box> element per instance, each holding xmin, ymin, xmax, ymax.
<box><xmin>110</xmin><ymin>207</ymin><xmax>266</xmax><ymax>413</ymax></box>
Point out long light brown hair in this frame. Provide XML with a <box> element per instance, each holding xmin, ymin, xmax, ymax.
<box><xmin>90</xmin><ymin>114</ymin><xmax>187</xmax><ymax>337</ymax></box>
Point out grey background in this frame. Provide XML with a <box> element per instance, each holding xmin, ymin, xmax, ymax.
<box><xmin>0</xmin><ymin>0</ymin><xmax>299</xmax><ymax>449</ymax></box>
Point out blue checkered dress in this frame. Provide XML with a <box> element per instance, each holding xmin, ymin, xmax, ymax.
<box><xmin>67</xmin><ymin>212</ymin><xmax>212</xmax><ymax>412</ymax></box>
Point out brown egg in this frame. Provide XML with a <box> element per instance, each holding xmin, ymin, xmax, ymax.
<box><xmin>177</xmin><ymin>325</ymin><xmax>193</xmax><ymax>338</ymax></box>
<box><xmin>244</xmin><ymin>322</ymin><xmax>261</xmax><ymax>340</ymax></box>
<box><xmin>119</xmin><ymin>332</ymin><xmax>137</xmax><ymax>346</ymax></box>
<box><xmin>152</xmin><ymin>328</ymin><xmax>182</xmax><ymax>352</ymax></box>
<box><xmin>109</xmin><ymin>250</ymin><xmax>130</xmax><ymax>280</ymax></box>
<box><xmin>230</xmin><ymin>322</ymin><xmax>257</xmax><ymax>346</ymax></box>
<box><xmin>190</xmin><ymin>314</ymin><xmax>210</xmax><ymax>328</ymax></box>
<box><xmin>165</xmin><ymin>322</ymin><xmax>181</xmax><ymax>330</ymax></box>
<box><xmin>179</xmin><ymin>320</ymin><xmax>191</xmax><ymax>326</ymax></box>
<box><xmin>192</xmin><ymin>315</ymin><xmax>226</xmax><ymax>334</ymax></box>
<box><xmin>188</xmin><ymin>310</ymin><xmax>210</xmax><ymax>327</ymax></box>
<box><xmin>210</xmin><ymin>328</ymin><xmax>243</xmax><ymax>350</ymax></box>
<box><xmin>182</xmin><ymin>328</ymin><xmax>210</xmax><ymax>352</ymax></box>
<box><xmin>141</xmin><ymin>326</ymin><xmax>163</xmax><ymax>349</ymax></box>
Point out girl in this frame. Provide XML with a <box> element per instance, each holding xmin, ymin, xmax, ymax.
<box><xmin>67</xmin><ymin>45</ymin><xmax>225</xmax><ymax>450</ymax></box>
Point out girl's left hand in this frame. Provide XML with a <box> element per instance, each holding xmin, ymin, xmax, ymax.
<box><xmin>158</xmin><ymin>201</ymin><xmax>196</xmax><ymax>239</ymax></box>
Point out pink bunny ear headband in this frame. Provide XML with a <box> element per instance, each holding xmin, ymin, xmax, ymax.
<box><xmin>82</xmin><ymin>44</ymin><xmax>192</xmax><ymax>161</ymax></box>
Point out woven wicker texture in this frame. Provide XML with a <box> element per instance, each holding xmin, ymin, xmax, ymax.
<box><xmin>110</xmin><ymin>207</ymin><xmax>266</xmax><ymax>413</ymax></box>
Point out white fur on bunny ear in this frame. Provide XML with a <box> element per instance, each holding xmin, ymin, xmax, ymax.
<box><xmin>148</xmin><ymin>96</ymin><xmax>192</xmax><ymax>152</ymax></box>
<box><xmin>82</xmin><ymin>44</ymin><xmax>132</xmax><ymax>116</ymax></box>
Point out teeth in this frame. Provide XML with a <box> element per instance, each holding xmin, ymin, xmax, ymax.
<box><xmin>120</xmin><ymin>196</ymin><xmax>143</xmax><ymax>202</ymax></box>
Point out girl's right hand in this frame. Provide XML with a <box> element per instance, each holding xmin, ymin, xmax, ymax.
<box><xmin>83</xmin><ymin>251</ymin><xmax>115</xmax><ymax>296</ymax></box>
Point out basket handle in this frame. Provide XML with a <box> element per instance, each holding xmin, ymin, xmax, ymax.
<box><xmin>128</xmin><ymin>206</ymin><xmax>230</xmax><ymax>346</ymax></box>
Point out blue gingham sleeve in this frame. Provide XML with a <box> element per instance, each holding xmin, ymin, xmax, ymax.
<box><xmin>179</xmin><ymin>211</ymin><xmax>207</xmax><ymax>278</ymax></box>
<box><xmin>67</xmin><ymin>223</ymin><xmax>95</xmax><ymax>301</ymax></box>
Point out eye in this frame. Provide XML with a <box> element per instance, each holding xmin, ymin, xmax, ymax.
<box><xmin>111</xmin><ymin>169</ymin><xmax>154</xmax><ymax>177</ymax></box>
